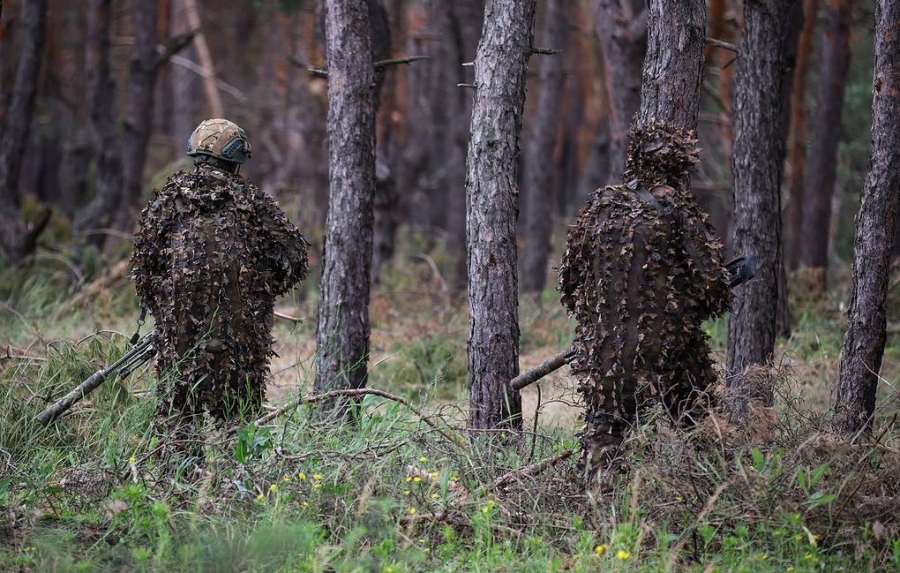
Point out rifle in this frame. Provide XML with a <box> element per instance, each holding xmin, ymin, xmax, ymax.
<box><xmin>35</xmin><ymin>331</ymin><xmax>157</xmax><ymax>425</ymax></box>
<box><xmin>510</xmin><ymin>255</ymin><xmax>758</xmax><ymax>392</ymax></box>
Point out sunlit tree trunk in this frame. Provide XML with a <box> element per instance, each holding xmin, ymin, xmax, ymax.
<box><xmin>726</xmin><ymin>0</ymin><xmax>797</xmax><ymax>376</ymax></box>
<box><xmin>833</xmin><ymin>0</ymin><xmax>900</xmax><ymax>436</ymax></box>
<box><xmin>521</xmin><ymin>0</ymin><xmax>569</xmax><ymax>294</ymax></box>
<box><xmin>314</xmin><ymin>0</ymin><xmax>377</xmax><ymax>404</ymax></box>
<box><xmin>798</xmin><ymin>0</ymin><xmax>855</xmax><ymax>293</ymax></box>
<box><xmin>466</xmin><ymin>0</ymin><xmax>535</xmax><ymax>431</ymax></box>
<box><xmin>0</xmin><ymin>0</ymin><xmax>47</xmax><ymax>265</ymax></box>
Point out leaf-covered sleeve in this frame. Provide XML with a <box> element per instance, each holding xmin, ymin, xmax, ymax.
<box><xmin>252</xmin><ymin>188</ymin><xmax>311</xmax><ymax>297</ymax></box>
<box><xmin>677</xmin><ymin>197</ymin><xmax>731</xmax><ymax>318</ymax></box>
<box><xmin>130</xmin><ymin>189</ymin><xmax>175</xmax><ymax>315</ymax></box>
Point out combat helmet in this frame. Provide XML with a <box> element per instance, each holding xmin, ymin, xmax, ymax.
<box><xmin>187</xmin><ymin>118</ymin><xmax>252</xmax><ymax>172</ymax></box>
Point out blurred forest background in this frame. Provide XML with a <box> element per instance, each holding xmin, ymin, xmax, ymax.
<box><xmin>0</xmin><ymin>0</ymin><xmax>881</xmax><ymax>295</ymax></box>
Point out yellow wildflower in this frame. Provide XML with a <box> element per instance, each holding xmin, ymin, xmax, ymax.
<box><xmin>413</xmin><ymin>476</ymin><xmax>422</xmax><ymax>483</ymax></box>
<box><xmin>594</xmin><ymin>544</ymin><xmax>607</xmax><ymax>556</ymax></box>
<box><xmin>256</xmin><ymin>493</ymin><xmax>265</xmax><ymax>501</ymax></box>
<box><xmin>297</xmin><ymin>471</ymin><xmax>307</xmax><ymax>481</ymax></box>
<box><xmin>128</xmin><ymin>455</ymin><xmax>136</xmax><ymax>465</ymax></box>
<box><xmin>617</xmin><ymin>549</ymin><xmax>630</xmax><ymax>560</ymax></box>
<box><xmin>312</xmin><ymin>473</ymin><xmax>323</xmax><ymax>480</ymax></box>
<box><xmin>419</xmin><ymin>456</ymin><xmax>428</xmax><ymax>462</ymax></box>
<box><xmin>408</xmin><ymin>507</ymin><xmax>418</xmax><ymax>515</ymax></box>
<box><xmin>269</xmin><ymin>483</ymin><xmax>278</xmax><ymax>492</ymax></box>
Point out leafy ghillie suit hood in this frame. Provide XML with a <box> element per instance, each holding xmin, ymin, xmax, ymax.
<box><xmin>622</xmin><ymin>117</ymin><xmax>701</xmax><ymax>190</ymax></box>
<box><xmin>558</xmin><ymin>118</ymin><xmax>730</xmax><ymax>491</ymax></box>
<box><xmin>131</xmin><ymin>164</ymin><xmax>309</xmax><ymax>453</ymax></box>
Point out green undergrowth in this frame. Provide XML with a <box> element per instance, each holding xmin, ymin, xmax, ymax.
<box><xmin>1</xmin><ymin>262</ymin><xmax>899</xmax><ymax>571</ymax></box>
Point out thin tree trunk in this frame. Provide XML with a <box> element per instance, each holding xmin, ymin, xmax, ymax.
<box><xmin>0</xmin><ymin>0</ymin><xmax>47</xmax><ymax>265</ymax></box>
<box><xmin>637</xmin><ymin>0</ymin><xmax>706</xmax><ymax>131</ymax></box>
<box><xmin>798</xmin><ymin>0</ymin><xmax>855</xmax><ymax>292</ymax></box>
<box><xmin>113</xmin><ymin>0</ymin><xmax>160</xmax><ymax>236</ymax></box>
<box><xmin>182</xmin><ymin>0</ymin><xmax>223</xmax><ymax>117</ymax></box>
<box><xmin>447</xmin><ymin>0</ymin><xmax>485</xmax><ymax>291</ymax></box>
<box><xmin>786</xmin><ymin>0</ymin><xmax>821</xmax><ymax>270</ymax></box>
<box><xmin>833</xmin><ymin>0</ymin><xmax>900</xmax><ymax>436</ymax></box>
<box><xmin>74</xmin><ymin>0</ymin><xmax>122</xmax><ymax>248</ymax></box>
<box><xmin>521</xmin><ymin>0</ymin><xmax>569</xmax><ymax>294</ymax></box>
<box><xmin>726</xmin><ymin>0</ymin><xmax>797</xmax><ymax>376</ymax></box>
<box><xmin>466</xmin><ymin>0</ymin><xmax>535</xmax><ymax>431</ymax></box>
<box><xmin>593</xmin><ymin>0</ymin><xmax>646</xmax><ymax>182</ymax></box>
<box><xmin>370</xmin><ymin>0</ymin><xmax>398</xmax><ymax>285</ymax></box>
<box><xmin>314</xmin><ymin>0</ymin><xmax>377</xmax><ymax>403</ymax></box>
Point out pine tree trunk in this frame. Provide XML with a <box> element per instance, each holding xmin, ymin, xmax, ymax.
<box><xmin>521</xmin><ymin>0</ymin><xmax>569</xmax><ymax>294</ymax></box>
<box><xmin>785</xmin><ymin>0</ymin><xmax>820</xmax><ymax>270</ymax></box>
<box><xmin>447</xmin><ymin>0</ymin><xmax>485</xmax><ymax>291</ymax></box>
<box><xmin>637</xmin><ymin>0</ymin><xmax>706</xmax><ymax>131</ymax></box>
<box><xmin>0</xmin><ymin>0</ymin><xmax>47</xmax><ymax>265</ymax></box>
<box><xmin>465</xmin><ymin>0</ymin><xmax>535</xmax><ymax>431</ymax></box>
<box><xmin>833</xmin><ymin>0</ymin><xmax>900</xmax><ymax>436</ymax></box>
<box><xmin>798</xmin><ymin>0</ymin><xmax>854</xmax><ymax>292</ymax></box>
<box><xmin>726</xmin><ymin>0</ymin><xmax>797</xmax><ymax>376</ymax></box>
<box><xmin>74</xmin><ymin>0</ymin><xmax>123</xmax><ymax>248</ymax></box>
<box><xmin>114</xmin><ymin>0</ymin><xmax>160</xmax><ymax>236</ymax></box>
<box><xmin>593</xmin><ymin>0</ymin><xmax>646</xmax><ymax>182</ymax></box>
<box><xmin>314</xmin><ymin>0</ymin><xmax>377</xmax><ymax>402</ymax></box>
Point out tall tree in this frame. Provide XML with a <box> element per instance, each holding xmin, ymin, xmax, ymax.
<box><xmin>798</xmin><ymin>0</ymin><xmax>855</xmax><ymax>292</ymax></box>
<box><xmin>465</xmin><ymin>0</ymin><xmax>536</xmax><ymax>431</ymax></box>
<box><xmin>114</xmin><ymin>0</ymin><xmax>161</xmax><ymax>233</ymax></box>
<box><xmin>726</xmin><ymin>0</ymin><xmax>797</xmax><ymax>376</ymax></box>
<box><xmin>74</xmin><ymin>0</ymin><xmax>122</xmax><ymax>248</ymax></box>
<box><xmin>521</xmin><ymin>0</ymin><xmax>569</xmax><ymax>294</ymax></box>
<box><xmin>785</xmin><ymin>0</ymin><xmax>821</xmax><ymax>270</ymax></box>
<box><xmin>314</xmin><ymin>0</ymin><xmax>377</xmax><ymax>403</ymax></box>
<box><xmin>593</xmin><ymin>0</ymin><xmax>646</xmax><ymax>182</ymax></box>
<box><xmin>0</xmin><ymin>0</ymin><xmax>48</xmax><ymax>266</ymax></box>
<box><xmin>637</xmin><ymin>0</ymin><xmax>705</xmax><ymax>130</ymax></box>
<box><xmin>833</xmin><ymin>0</ymin><xmax>900</xmax><ymax>436</ymax></box>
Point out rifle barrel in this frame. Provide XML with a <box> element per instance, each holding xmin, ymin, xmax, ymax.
<box><xmin>35</xmin><ymin>332</ymin><xmax>157</xmax><ymax>426</ymax></box>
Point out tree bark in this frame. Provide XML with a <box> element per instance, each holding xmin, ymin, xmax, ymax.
<box><xmin>74</xmin><ymin>0</ymin><xmax>123</xmax><ymax>248</ymax></box>
<box><xmin>314</xmin><ymin>0</ymin><xmax>377</xmax><ymax>403</ymax></box>
<box><xmin>521</xmin><ymin>0</ymin><xmax>569</xmax><ymax>293</ymax></box>
<box><xmin>0</xmin><ymin>0</ymin><xmax>47</xmax><ymax>266</ymax></box>
<box><xmin>726</xmin><ymin>0</ymin><xmax>797</xmax><ymax>376</ymax></box>
<box><xmin>447</xmin><ymin>0</ymin><xmax>485</xmax><ymax>291</ymax></box>
<box><xmin>465</xmin><ymin>0</ymin><xmax>535</xmax><ymax>431</ymax></box>
<box><xmin>114</xmin><ymin>0</ymin><xmax>160</xmax><ymax>235</ymax></box>
<box><xmin>798</xmin><ymin>0</ymin><xmax>855</xmax><ymax>292</ymax></box>
<box><xmin>593</xmin><ymin>0</ymin><xmax>646</xmax><ymax>182</ymax></box>
<box><xmin>637</xmin><ymin>0</ymin><xmax>706</xmax><ymax>131</ymax></box>
<box><xmin>785</xmin><ymin>0</ymin><xmax>821</xmax><ymax>270</ymax></box>
<box><xmin>833</xmin><ymin>0</ymin><xmax>900</xmax><ymax>436</ymax></box>
<box><xmin>182</xmin><ymin>0</ymin><xmax>223</xmax><ymax>118</ymax></box>
<box><xmin>369</xmin><ymin>0</ymin><xmax>399</xmax><ymax>285</ymax></box>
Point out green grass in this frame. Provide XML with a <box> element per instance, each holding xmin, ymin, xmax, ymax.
<box><xmin>1</xmin><ymin>262</ymin><xmax>899</xmax><ymax>572</ymax></box>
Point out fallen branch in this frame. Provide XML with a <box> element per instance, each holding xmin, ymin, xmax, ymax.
<box><xmin>53</xmin><ymin>259</ymin><xmax>129</xmax><ymax>319</ymax></box>
<box><xmin>510</xmin><ymin>348</ymin><xmax>575</xmax><ymax>391</ymax></box>
<box><xmin>492</xmin><ymin>449</ymin><xmax>573</xmax><ymax>490</ymax></box>
<box><xmin>252</xmin><ymin>387</ymin><xmax>469</xmax><ymax>451</ymax></box>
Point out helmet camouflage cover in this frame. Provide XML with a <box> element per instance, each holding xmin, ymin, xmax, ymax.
<box><xmin>187</xmin><ymin>118</ymin><xmax>252</xmax><ymax>164</ymax></box>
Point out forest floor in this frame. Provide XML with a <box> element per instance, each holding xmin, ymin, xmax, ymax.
<box><xmin>1</xmin><ymin>247</ymin><xmax>899</xmax><ymax>572</ymax></box>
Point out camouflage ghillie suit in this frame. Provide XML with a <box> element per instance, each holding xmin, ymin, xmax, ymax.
<box><xmin>131</xmin><ymin>140</ymin><xmax>309</xmax><ymax>442</ymax></box>
<box><xmin>558</xmin><ymin>119</ymin><xmax>731</xmax><ymax>484</ymax></box>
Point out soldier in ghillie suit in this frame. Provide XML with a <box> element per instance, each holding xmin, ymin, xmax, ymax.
<box><xmin>131</xmin><ymin>119</ymin><xmax>310</xmax><ymax>456</ymax></box>
<box><xmin>558</xmin><ymin>118</ymin><xmax>732</xmax><ymax>486</ymax></box>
